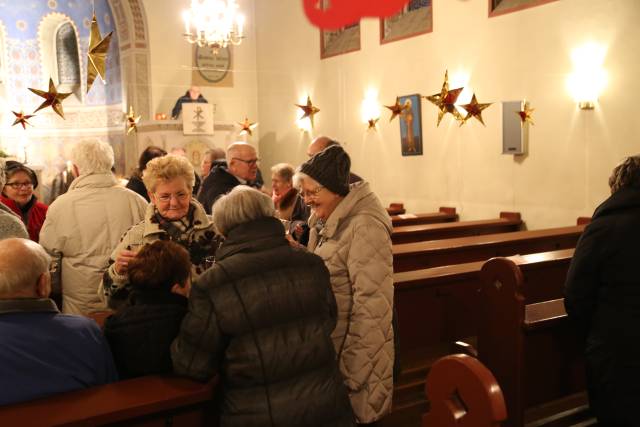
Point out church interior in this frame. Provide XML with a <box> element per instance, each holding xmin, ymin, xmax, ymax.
<box><xmin>0</xmin><ymin>0</ymin><xmax>638</xmax><ymax>425</ymax></box>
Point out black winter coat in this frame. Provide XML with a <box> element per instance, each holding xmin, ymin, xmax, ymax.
<box><xmin>104</xmin><ymin>291</ymin><xmax>188</xmax><ymax>379</ymax></box>
<box><xmin>564</xmin><ymin>186</ymin><xmax>640</xmax><ymax>423</ymax></box>
<box><xmin>197</xmin><ymin>165</ymin><xmax>241</xmax><ymax>214</ymax></box>
<box><xmin>171</xmin><ymin>217</ymin><xmax>354</xmax><ymax>427</ymax></box>
<box><xmin>125</xmin><ymin>174</ymin><xmax>149</xmax><ymax>202</ymax></box>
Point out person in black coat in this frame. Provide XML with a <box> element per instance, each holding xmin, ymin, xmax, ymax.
<box><xmin>564</xmin><ymin>154</ymin><xmax>640</xmax><ymax>426</ymax></box>
<box><xmin>171</xmin><ymin>86</ymin><xmax>208</xmax><ymax>119</ymax></box>
<box><xmin>104</xmin><ymin>240</ymin><xmax>191</xmax><ymax>379</ymax></box>
<box><xmin>172</xmin><ymin>186</ymin><xmax>354</xmax><ymax>427</ymax></box>
<box><xmin>126</xmin><ymin>146</ymin><xmax>167</xmax><ymax>202</ymax></box>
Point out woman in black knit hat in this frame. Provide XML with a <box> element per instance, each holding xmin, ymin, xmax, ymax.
<box><xmin>297</xmin><ymin>144</ymin><xmax>395</xmax><ymax>426</ymax></box>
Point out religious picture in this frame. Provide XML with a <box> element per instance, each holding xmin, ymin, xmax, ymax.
<box><xmin>489</xmin><ymin>0</ymin><xmax>558</xmax><ymax>17</ymax></box>
<box><xmin>380</xmin><ymin>0</ymin><xmax>432</xmax><ymax>45</ymax></box>
<box><xmin>398</xmin><ymin>94</ymin><xmax>423</xmax><ymax>157</ymax></box>
<box><xmin>320</xmin><ymin>0</ymin><xmax>361</xmax><ymax>59</ymax></box>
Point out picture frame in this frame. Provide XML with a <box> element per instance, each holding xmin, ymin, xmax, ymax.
<box><xmin>398</xmin><ymin>94</ymin><xmax>423</xmax><ymax>156</ymax></box>
<box><xmin>380</xmin><ymin>0</ymin><xmax>433</xmax><ymax>45</ymax></box>
<box><xmin>319</xmin><ymin>0</ymin><xmax>361</xmax><ymax>59</ymax></box>
<box><xmin>489</xmin><ymin>0</ymin><xmax>558</xmax><ymax>18</ymax></box>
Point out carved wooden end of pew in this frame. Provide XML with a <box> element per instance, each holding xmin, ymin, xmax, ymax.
<box><xmin>387</xmin><ymin>202</ymin><xmax>406</xmax><ymax>215</ymax></box>
<box><xmin>423</xmin><ymin>354</ymin><xmax>507</xmax><ymax>427</ymax></box>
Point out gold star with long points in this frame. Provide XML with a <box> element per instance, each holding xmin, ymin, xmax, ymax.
<box><xmin>384</xmin><ymin>97</ymin><xmax>406</xmax><ymax>122</ymax></box>
<box><xmin>29</xmin><ymin>78</ymin><xmax>72</xmax><ymax>119</ymax></box>
<box><xmin>87</xmin><ymin>12</ymin><xmax>113</xmax><ymax>93</ymax></box>
<box><xmin>424</xmin><ymin>70</ymin><xmax>465</xmax><ymax>126</ymax></box>
<box><xmin>460</xmin><ymin>93</ymin><xmax>492</xmax><ymax>126</ymax></box>
<box><xmin>516</xmin><ymin>102</ymin><xmax>535</xmax><ymax>125</ymax></box>
<box><xmin>295</xmin><ymin>96</ymin><xmax>320</xmax><ymax>128</ymax></box>
<box><xmin>12</xmin><ymin>111</ymin><xmax>35</xmax><ymax>130</ymax></box>
<box><xmin>238</xmin><ymin>117</ymin><xmax>258</xmax><ymax>136</ymax></box>
<box><xmin>125</xmin><ymin>106</ymin><xmax>141</xmax><ymax>135</ymax></box>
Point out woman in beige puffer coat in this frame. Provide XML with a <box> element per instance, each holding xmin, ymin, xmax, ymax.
<box><xmin>298</xmin><ymin>145</ymin><xmax>394</xmax><ymax>425</ymax></box>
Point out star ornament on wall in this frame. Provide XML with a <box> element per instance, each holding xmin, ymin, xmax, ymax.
<box><xmin>125</xmin><ymin>106</ymin><xmax>141</xmax><ymax>135</ymax></box>
<box><xmin>367</xmin><ymin>117</ymin><xmax>379</xmax><ymax>130</ymax></box>
<box><xmin>28</xmin><ymin>78</ymin><xmax>72</xmax><ymax>119</ymax></box>
<box><xmin>516</xmin><ymin>102</ymin><xmax>535</xmax><ymax>126</ymax></box>
<box><xmin>459</xmin><ymin>94</ymin><xmax>492</xmax><ymax>126</ymax></box>
<box><xmin>87</xmin><ymin>12</ymin><xmax>113</xmax><ymax>93</ymax></box>
<box><xmin>11</xmin><ymin>111</ymin><xmax>35</xmax><ymax>130</ymax></box>
<box><xmin>425</xmin><ymin>71</ymin><xmax>464</xmax><ymax>126</ymax></box>
<box><xmin>295</xmin><ymin>96</ymin><xmax>320</xmax><ymax>128</ymax></box>
<box><xmin>238</xmin><ymin>117</ymin><xmax>258</xmax><ymax>136</ymax></box>
<box><xmin>384</xmin><ymin>97</ymin><xmax>406</xmax><ymax>122</ymax></box>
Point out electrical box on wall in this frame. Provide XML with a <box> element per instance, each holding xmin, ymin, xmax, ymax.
<box><xmin>502</xmin><ymin>101</ymin><xmax>529</xmax><ymax>155</ymax></box>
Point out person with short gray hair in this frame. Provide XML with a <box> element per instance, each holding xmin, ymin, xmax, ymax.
<box><xmin>173</xmin><ymin>185</ymin><xmax>354</xmax><ymax>427</ymax></box>
<box><xmin>0</xmin><ymin>238</ymin><xmax>117</xmax><ymax>405</ymax></box>
<box><xmin>0</xmin><ymin>159</ymin><xmax>29</xmax><ymax>240</ymax></box>
<box><xmin>40</xmin><ymin>140</ymin><xmax>148</xmax><ymax>315</ymax></box>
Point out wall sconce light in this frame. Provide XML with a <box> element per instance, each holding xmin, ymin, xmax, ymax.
<box><xmin>567</xmin><ymin>42</ymin><xmax>607</xmax><ymax>110</ymax></box>
<box><xmin>361</xmin><ymin>89</ymin><xmax>381</xmax><ymax>130</ymax></box>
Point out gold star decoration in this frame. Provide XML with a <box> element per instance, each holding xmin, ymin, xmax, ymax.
<box><xmin>384</xmin><ymin>97</ymin><xmax>406</xmax><ymax>122</ymax></box>
<box><xmin>424</xmin><ymin>70</ymin><xmax>464</xmax><ymax>126</ymax></box>
<box><xmin>87</xmin><ymin>12</ymin><xmax>113</xmax><ymax>93</ymax></box>
<box><xmin>11</xmin><ymin>111</ymin><xmax>35</xmax><ymax>130</ymax></box>
<box><xmin>125</xmin><ymin>106</ymin><xmax>141</xmax><ymax>135</ymax></box>
<box><xmin>459</xmin><ymin>93</ymin><xmax>492</xmax><ymax>126</ymax></box>
<box><xmin>28</xmin><ymin>78</ymin><xmax>72</xmax><ymax>119</ymax></box>
<box><xmin>295</xmin><ymin>96</ymin><xmax>320</xmax><ymax>128</ymax></box>
<box><xmin>238</xmin><ymin>117</ymin><xmax>258</xmax><ymax>136</ymax></box>
<box><xmin>516</xmin><ymin>102</ymin><xmax>535</xmax><ymax>126</ymax></box>
<box><xmin>367</xmin><ymin>118</ymin><xmax>379</xmax><ymax>130</ymax></box>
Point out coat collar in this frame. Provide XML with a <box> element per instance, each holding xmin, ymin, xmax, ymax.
<box><xmin>215</xmin><ymin>217</ymin><xmax>287</xmax><ymax>261</ymax></box>
<box><xmin>142</xmin><ymin>199</ymin><xmax>212</xmax><ymax>238</ymax></box>
<box><xmin>69</xmin><ymin>173</ymin><xmax>119</xmax><ymax>191</ymax></box>
<box><xmin>0</xmin><ymin>298</ymin><xmax>59</xmax><ymax>315</ymax></box>
<box><xmin>593</xmin><ymin>186</ymin><xmax>640</xmax><ymax>219</ymax></box>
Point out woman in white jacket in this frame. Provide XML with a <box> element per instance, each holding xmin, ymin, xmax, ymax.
<box><xmin>40</xmin><ymin>140</ymin><xmax>147</xmax><ymax>315</ymax></box>
<box><xmin>297</xmin><ymin>145</ymin><xmax>394</xmax><ymax>426</ymax></box>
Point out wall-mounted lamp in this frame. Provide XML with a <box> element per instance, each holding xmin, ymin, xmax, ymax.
<box><xmin>361</xmin><ymin>89</ymin><xmax>381</xmax><ymax>130</ymax></box>
<box><xmin>566</xmin><ymin>42</ymin><xmax>607</xmax><ymax>110</ymax></box>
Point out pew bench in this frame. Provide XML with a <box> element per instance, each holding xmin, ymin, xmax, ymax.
<box><xmin>391</xmin><ymin>207</ymin><xmax>458</xmax><ymax>227</ymax></box>
<box><xmin>392</xmin><ymin>212</ymin><xmax>522</xmax><ymax>244</ymax></box>
<box><xmin>0</xmin><ymin>375</ymin><xmax>218</xmax><ymax>427</ymax></box>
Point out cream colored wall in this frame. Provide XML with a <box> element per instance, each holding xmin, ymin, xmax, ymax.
<box><xmin>142</xmin><ymin>0</ymin><xmax>259</xmax><ymax>147</ymax></box>
<box><xmin>255</xmin><ymin>0</ymin><xmax>640</xmax><ymax>229</ymax></box>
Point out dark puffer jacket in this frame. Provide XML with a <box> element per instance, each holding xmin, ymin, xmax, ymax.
<box><xmin>197</xmin><ymin>164</ymin><xmax>241</xmax><ymax>214</ymax></box>
<box><xmin>171</xmin><ymin>217</ymin><xmax>354</xmax><ymax>427</ymax></box>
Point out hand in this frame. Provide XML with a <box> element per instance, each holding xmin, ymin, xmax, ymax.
<box><xmin>285</xmin><ymin>233</ymin><xmax>305</xmax><ymax>250</ymax></box>
<box><xmin>114</xmin><ymin>249</ymin><xmax>137</xmax><ymax>275</ymax></box>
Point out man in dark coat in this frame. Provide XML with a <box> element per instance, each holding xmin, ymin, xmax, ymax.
<box><xmin>197</xmin><ymin>142</ymin><xmax>258</xmax><ymax>214</ymax></box>
<box><xmin>172</xmin><ymin>186</ymin><xmax>354</xmax><ymax>427</ymax></box>
<box><xmin>171</xmin><ymin>86</ymin><xmax>208</xmax><ymax>119</ymax></box>
<box><xmin>564</xmin><ymin>154</ymin><xmax>640</xmax><ymax>426</ymax></box>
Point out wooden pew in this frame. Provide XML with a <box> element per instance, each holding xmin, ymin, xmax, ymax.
<box><xmin>393</xmin><ymin>224</ymin><xmax>584</xmax><ymax>273</ymax></box>
<box><xmin>474</xmin><ymin>257</ymin><xmax>592</xmax><ymax>427</ymax></box>
<box><xmin>423</xmin><ymin>354</ymin><xmax>507</xmax><ymax>427</ymax></box>
<box><xmin>0</xmin><ymin>375</ymin><xmax>219</xmax><ymax>427</ymax></box>
<box><xmin>392</xmin><ymin>212</ymin><xmax>522</xmax><ymax>244</ymax></box>
<box><xmin>391</xmin><ymin>207</ymin><xmax>458</xmax><ymax>227</ymax></box>
<box><xmin>387</xmin><ymin>202</ymin><xmax>406</xmax><ymax>215</ymax></box>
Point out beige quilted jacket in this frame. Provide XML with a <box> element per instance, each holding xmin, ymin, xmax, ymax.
<box><xmin>308</xmin><ymin>181</ymin><xmax>394</xmax><ymax>423</ymax></box>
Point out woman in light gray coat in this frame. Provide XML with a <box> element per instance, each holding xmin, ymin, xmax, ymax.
<box><xmin>297</xmin><ymin>145</ymin><xmax>394</xmax><ymax>425</ymax></box>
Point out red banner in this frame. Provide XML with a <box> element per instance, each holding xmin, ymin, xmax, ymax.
<box><xmin>302</xmin><ymin>0</ymin><xmax>412</xmax><ymax>30</ymax></box>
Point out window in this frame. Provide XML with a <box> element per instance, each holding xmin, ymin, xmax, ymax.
<box><xmin>55</xmin><ymin>22</ymin><xmax>81</xmax><ymax>98</ymax></box>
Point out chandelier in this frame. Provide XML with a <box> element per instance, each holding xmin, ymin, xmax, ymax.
<box><xmin>182</xmin><ymin>0</ymin><xmax>245</xmax><ymax>53</ymax></box>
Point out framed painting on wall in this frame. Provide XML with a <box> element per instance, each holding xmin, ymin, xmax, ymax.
<box><xmin>380</xmin><ymin>0</ymin><xmax>433</xmax><ymax>44</ymax></box>
<box><xmin>398</xmin><ymin>94</ymin><xmax>423</xmax><ymax>156</ymax></box>
<box><xmin>489</xmin><ymin>0</ymin><xmax>558</xmax><ymax>17</ymax></box>
<box><xmin>320</xmin><ymin>0</ymin><xmax>361</xmax><ymax>59</ymax></box>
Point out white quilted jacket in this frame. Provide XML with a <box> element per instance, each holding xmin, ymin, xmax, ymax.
<box><xmin>308</xmin><ymin>181</ymin><xmax>394</xmax><ymax>423</ymax></box>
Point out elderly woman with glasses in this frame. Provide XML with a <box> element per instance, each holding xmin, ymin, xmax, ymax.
<box><xmin>0</xmin><ymin>160</ymin><xmax>28</xmax><ymax>240</ymax></box>
<box><xmin>105</xmin><ymin>155</ymin><xmax>218</xmax><ymax>304</ymax></box>
<box><xmin>296</xmin><ymin>145</ymin><xmax>394</xmax><ymax>426</ymax></box>
<box><xmin>172</xmin><ymin>185</ymin><xmax>354</xmax><ymax>427</ymax></box>
<box><xmin>1</xmin><ymin>161</ymin><xmax>48</xmax><ymax>242</ymax></box>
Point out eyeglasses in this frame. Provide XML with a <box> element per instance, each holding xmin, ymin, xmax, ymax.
<box><xmin>5</xmin><ymin>182</ymin><xmax>33</xmax><ymax>189</ymax></box>
<box><xmin>301</xmin><ymin>185</ymin><xmax>324</xmax><ymax>200</ymax></box>
<box><xmin>154</xmin><ymin>191</ymin><xmax>190</xmax><ymax>203</ymax></box>
<box><xmin>232</xmin><ymin>157</ymin><xmax>259</xmax><ymax>166</ymax></box>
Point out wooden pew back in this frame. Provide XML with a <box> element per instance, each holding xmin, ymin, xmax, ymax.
<box><xmin>423</xmin><ymin>354</ymin><xmax>507</xmax><ymax>427</ymax></box>
<box><xmin>391</xmin><ymin>207</ymin><xmax>458</xmax><ymax>227</ymax></box>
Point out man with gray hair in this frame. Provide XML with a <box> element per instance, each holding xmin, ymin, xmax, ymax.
<box><xmin>0</xmin><ymin>238</ymin><xmax>117</xmax><ymax>405</ymax></box>
<box><xmin>40</xmin><ymin>140</ymin><xmax>147</xmax><ymax>315</ymax></box>
<box><xmin>0</xmin><ymin>159</ymin><xmax>28</xmax><ymax>240</ymax></box>
<box><xmin>197</xmin><ymin>142</ymin><xmax>259</xmax><ymax>214</ymax></box>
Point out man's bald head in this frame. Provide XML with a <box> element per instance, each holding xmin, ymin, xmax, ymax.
<box><xmin>308</xmin><ymin>136</ymin><xmax>339</xmax><ymax>157</ymax></box>
<box><xmin>227</xmin><ymin>142</ymin><xmax>258</xmax><ymax>182</ymax></box>
<box><xmin>0</xmin><ymin>238</ymin><xmax>51</xmax><ymax>299</ymax></box>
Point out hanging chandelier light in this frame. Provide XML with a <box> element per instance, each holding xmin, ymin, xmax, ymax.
<box><xmin>182</xmin><ymin>0</ymin><xmax>245</xmax><ymax>53</ymax></box>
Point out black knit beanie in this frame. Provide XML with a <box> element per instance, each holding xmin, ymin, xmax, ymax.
<box><xmin>4</xmin><ymin>160</ymin><xmax>38</xmax><ymax>189</ymax></box>
<box><xmin>300</xmin><ymin>145</ymin><xmax>350</xmax><ymax>196</ymax></box>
